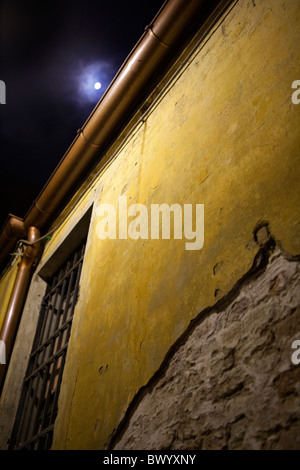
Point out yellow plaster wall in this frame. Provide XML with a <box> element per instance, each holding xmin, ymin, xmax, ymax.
<box><xmin>0</xmin><ymin>262</ymin><xmax>19</xmax><ymax>331</ymax></box>
<box><xmin>48</xmin><ymin>0</ymin><xmax>300</xmax><ymax>449</ymax></box>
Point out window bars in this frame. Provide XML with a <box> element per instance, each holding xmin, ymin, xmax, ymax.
<box><xmin>10</xmin><ymin>240</ymin><xmax>86</xmax><ymax>450</ymax></box>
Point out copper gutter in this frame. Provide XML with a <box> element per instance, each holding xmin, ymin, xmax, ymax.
<box><xmin>0</xmin><ymin>0</ymin><xmax>226</xmax><ymax>389</ymax></box>
<box><xmin>0</xmin><ymin>227</ymin><xmax>40</xmax><ymax>392</ymax></box>
<box><xmin>0</xmin><ymin>0</ymin><xmax>211</xmax><ymax>269</ymax></box>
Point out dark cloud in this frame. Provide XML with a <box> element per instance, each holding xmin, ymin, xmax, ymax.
<box><xmin>0</xmin><ymin>0</ymin><xmax>163</xmax><ymax>227</ymax></box>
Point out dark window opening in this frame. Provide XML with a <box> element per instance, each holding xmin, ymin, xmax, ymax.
<box><xmin>9</xmin><ymin>240</ymin><xmax>86</xmax><ymax>450</ymax></box>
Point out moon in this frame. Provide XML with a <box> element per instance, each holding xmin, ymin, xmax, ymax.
<box><xmin>76</xmin><ymin>62</ymin><xmax>112</xmax><ymax>104</ymax></box>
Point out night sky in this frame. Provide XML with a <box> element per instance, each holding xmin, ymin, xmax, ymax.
<box><xmin>0</xmin><ymin>0</ymin><xmax>164</xmax><ymax>228</ymax></box>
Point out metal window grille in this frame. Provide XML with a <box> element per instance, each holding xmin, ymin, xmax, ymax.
<box><xmin>10</xmin><ymin>240</ymin><xmax>86</xmax><ymax>450</ymax></box>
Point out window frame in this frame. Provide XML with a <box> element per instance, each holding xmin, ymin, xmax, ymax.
<box><xmin>9</xmin><ymin>240</ymin><xmax>87</xmax><ymax>450</ymax></box>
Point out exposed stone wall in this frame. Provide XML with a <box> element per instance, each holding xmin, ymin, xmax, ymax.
<box><xmin>112</xmin><ymin>249</ymin><xmax>300</xmax><ymax>450</ymax></box>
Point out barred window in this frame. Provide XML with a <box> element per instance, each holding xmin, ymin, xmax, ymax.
<box><xmin>10</xmin><ymin>240</ymin><xmax>86</xmax><ymax>450</ymax></box>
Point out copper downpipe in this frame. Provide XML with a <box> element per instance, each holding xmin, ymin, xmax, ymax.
<box><xmin>0</xmin><ymin>227</ymin><xmax>40</xmax><ymax>393</ymax></box>
<box><xmin>0</xmin><ymin>216</ymin><xmax>26</xmax><ymax>269</ymax></box>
